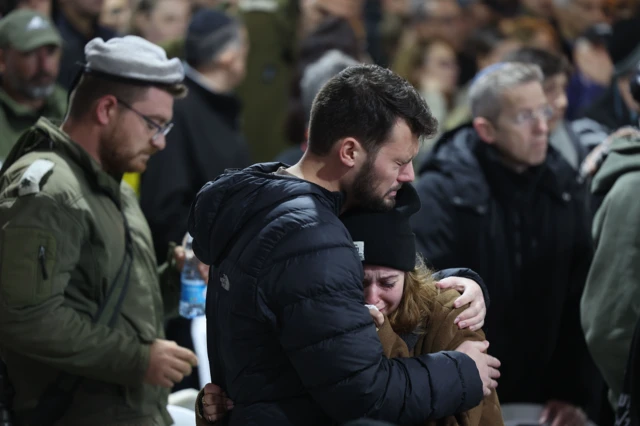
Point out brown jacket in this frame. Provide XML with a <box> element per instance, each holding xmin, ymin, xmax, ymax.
<box><xmin>378</xmin><ymin>289</ymin><xmax>503</xmax><ymax>426</ymax></box>
<box><xmin>194</xmin><ymin>288</ymin><xmax>503</xmax><ymax>426</ymax></box>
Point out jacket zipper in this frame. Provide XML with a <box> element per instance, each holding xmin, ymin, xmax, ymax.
<box><xmin>38</xmin><ymin>245</ymin><xmax>49</xmax><ymax>280</ymax></box>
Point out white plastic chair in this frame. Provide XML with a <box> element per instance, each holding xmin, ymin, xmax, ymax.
<box><xmin>167</xmin><ymin>404</ymin><xmax>196</xmax><ymax>426</ymax></box>
<box><xmin>169</xmin><ymin>388</ymin><xmax>200</xmax><ymax>410</ymax></box>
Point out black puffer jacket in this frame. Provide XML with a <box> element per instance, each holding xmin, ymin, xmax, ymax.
<box><xmin>188</xmin><ymin>163</ymin><xmax>483</xmax><ymax>426</ymax></box>
<box><xmin>411</xmin><ymin>126</ymin><xmax>600</xmax><ymax>412</ymax></box>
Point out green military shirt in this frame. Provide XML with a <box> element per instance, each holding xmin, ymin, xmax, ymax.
<box><xmin>0</xmin><ymin>84</ymin><xmax>68</xmax><ymax>166</ymax></box>
<box><xmin>237</xmin><ymin>0</ymin><xmax>299</xmax><ymax>162</ymax></box>
<box><xmin>582</xmin><ymin>133</ymin><xmax>640</xmax><ymax>409</ymax></box>
<box><xmin>0</xmin><ymin>118</ymin><xmax>180</xmax><ymax>425</ymax></box>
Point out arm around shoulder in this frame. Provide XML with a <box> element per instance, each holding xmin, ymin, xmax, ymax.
<box><xmin>269</xmin><ymin>227</ymin><xmax>483</xmax><ymax>424</ymax></box>
<box><xmin>418</xmin><ymin>290</ymin><xmax>503</xmax><ymax>426</ymax></box>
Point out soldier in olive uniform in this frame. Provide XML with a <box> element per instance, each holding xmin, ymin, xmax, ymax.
<box><xmin>236</xmin><ymin>0</ymin><xmax>299</xmax><ymax>162</ymax></box>
<box><xmin>0</xmin><ymin>36</ymin><xmax>199</xmax><ymax>425</ymax></box>
<box><xmin>0</xmin><ymin>9</ymin><xmax>68</xmax><ymax>166</ymax></box>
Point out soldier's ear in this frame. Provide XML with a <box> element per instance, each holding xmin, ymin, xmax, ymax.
<box><xmin>94</xmin><ymin>95</ymin><xmax>118</xmax><ymax>126</ymax></box>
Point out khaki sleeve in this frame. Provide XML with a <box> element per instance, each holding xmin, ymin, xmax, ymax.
<box><xmin>0</xmin><ymin>194</ymin><xmax>149</xmax><ymax>386</ymax></box>
<box><xmin>377</xmin><ymin>316</ymin><xmax>411</xmax><ymax>358</ymax></box>
<box><xmin>424</xmin><ymin>296</ymin><xmax>504</xmax><ymax>426</ymax></box>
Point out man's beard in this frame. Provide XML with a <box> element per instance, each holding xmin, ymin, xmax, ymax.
<box><xmin>350</xmin><ymin>156</ymin><xmax>400</xmax><ymax>212</ymax></box>
<box><xmin>6</xmin><ymin>72</ymin><xmax>55</xmax><ymax>101</ymax></box>
<box><xmin>98</xmin><ymin>125</ymin><xmax>134</xmax><ymax>177</ymax></box>
<box><xmin>22</xmin><ymin>84</ymin><xmax>55</xmax><ymax>100</ymax></box>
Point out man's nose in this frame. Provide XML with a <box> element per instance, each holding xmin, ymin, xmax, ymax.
<box><xmin>37</xmin><ymin>49</ymin><xmax>58</xmax><ymax>75</ymax></box>
<box><xmin>399</xmin><ymin>161</ymin><xmax>415</xmax><ymax>183</ymax></box>
<box><xmin>151</xmin><ymin>133</ymin><xmax>167</xmax><ymax>151</ymax></box>
<box><xmin>535</xmin><ymin>115</ymin><xmax>549</xmax><ymax>135</ymax></box>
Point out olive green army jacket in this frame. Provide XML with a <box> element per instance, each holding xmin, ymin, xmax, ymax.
<box><xmin>0</xmin><ymin>85</ymin><xmax>68</xmax><ymax>164</ymax></box>
<box><xmin>0</xmin><ymin>118</ymin><xmax>181</xmax><ymax>425</ymax></box>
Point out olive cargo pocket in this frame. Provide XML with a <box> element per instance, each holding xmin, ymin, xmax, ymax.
<box><xmin>1</xmin><ymin>228</ymin><xmax>57</xmax><ymax>307</ymax></box>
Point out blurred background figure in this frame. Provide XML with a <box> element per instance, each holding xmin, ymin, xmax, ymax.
<box><xmin>233</xmin><ymin>0</ymin><xmax>299</xmax><ymax>163</ymax></box>
<box><xmin>576</xmin><ymin>18</ymin><xmax>640</xmax><ymax>132</ymax></box>
<box><xmin>520</xmin><ymin>0</ymin><xmax>557</xmax><ymax>18</ymax></box>
<box><xmin>131</xmin><ymin>0</ymin><xmax>190</xmax><ymax>46</ymax></box>
<box><xmin>98</xmin><ymin>0</ymin><xmax>131</xmax><ymax>34</ymax></box>
<box><xmin>0</xmin><ymin>0</ymin><xmax>51</xmax><ymax>18</ymax></box>
<box><xmin>0</xmin><ymin>8</ymin><xmax>65</xmax><ymax>163</ymax></box>
<box><xmin>500</xmin><ymin>15</ymin><xmax>562</xmax><ymax>53</ymax></box>
<box><xmin>553</xmin><ymin>0</ymin><xmax>608</xmax><ymax>57</ymax></box>
<box><xmin>274</xmin><ymin>48</ymin><xmax>360</xmax><ymax>165</ymax></box>
<box><xmin>401</xmin><ymin>0</ymin><xmax>474</xmax><ymax>85</ymax></box>
<box><xmin>393</xmin><ymin>36</ymin><xmax>462</xmax><ymax>148</ymax></box>
<box><xmin>140</xmin><ymin>7</ymin><xmax>251</xmax><ymax>392</ymax></box>
<box><xmin>53</xmin><ymin>0</ymin><xmax>117</xmax><ymax>89</ymax></box>
<box><xmin>280</xmin><ymin>14</ymin><xmax>366</xmax><ymax>161</ymax></box>
<box><xmin>141</xmin><ymin>7</ymin><xmax>250</xmax><ymax>271</ymax></box>
<box><xmin>503</xmin><ymin>47</ymin><xmax>587</xmax><ymax>170</ymax></box>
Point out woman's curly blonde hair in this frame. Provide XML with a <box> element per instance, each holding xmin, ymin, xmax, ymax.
<box><xmin>387</xmin><ymin>255</ymin><xmax>439</xmax><ymax>334</ymax></box>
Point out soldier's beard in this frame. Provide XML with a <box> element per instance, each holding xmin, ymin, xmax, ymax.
<box><xmin>6</xmin><ymin>72</ymin><xmax>55</xmax><ymax>100</ymax></box>
<box><xmin>21</xmin><ymin>84</ymin><xmax>55</xmax><ymax>100</ymax></box>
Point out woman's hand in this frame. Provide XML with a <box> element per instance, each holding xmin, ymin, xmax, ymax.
<box><xmin>435</xmin><ymin>277</ymin><xmax>486</xmax><ymax>331</ymax></box>
<box><xmin>200</xmin><ymin>383</ymin><xmax>234</xmax><ymax>423</ymax></box>
<box><xmin>366</xmin><ymin>305</ymin><xmax>385</xmax><ymax>328</ymax></box>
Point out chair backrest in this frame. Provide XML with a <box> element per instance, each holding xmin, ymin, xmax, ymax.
<box><xmin>167</xmin><ymin>404</ymin><xmax>196</xmax><ymax>426</ymax></box>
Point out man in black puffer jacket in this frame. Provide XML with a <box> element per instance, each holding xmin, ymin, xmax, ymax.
<box><xmin>188</xmin><ymin>64</ymin><xmax>499</xmax><ymax>425</ymax></box>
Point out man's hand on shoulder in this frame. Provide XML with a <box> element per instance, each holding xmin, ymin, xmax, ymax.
<box><xmin>455</xmin><ymin>340</ymin><xmax>500</xmax><ymax>396</ymax></box>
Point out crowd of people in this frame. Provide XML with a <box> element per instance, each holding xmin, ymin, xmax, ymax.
<box><xmin>0</xmin><ymin>0</ymin><xmax>639</xmax><ymax>425</ymax></box>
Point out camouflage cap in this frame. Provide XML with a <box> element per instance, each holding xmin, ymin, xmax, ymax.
<box><xmin>0</xmin><ymin>9</ymin><xmax>62</xmax><ymax>52</ymax></box>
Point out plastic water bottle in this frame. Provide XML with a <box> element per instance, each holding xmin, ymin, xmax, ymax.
<box><xmin>179</xmin><ymin>233</ymin><xmax>206</xmax><ymax>319</ymax></box>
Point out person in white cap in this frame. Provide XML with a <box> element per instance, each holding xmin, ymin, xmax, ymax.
<box><xmin>0</xmin><ymin>35</ymin><xmax>199</xmax><ymax>426</ymax></box>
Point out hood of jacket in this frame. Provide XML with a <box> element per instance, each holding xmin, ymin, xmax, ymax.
<box><xmin>592</xmin><ymin>134</ymin><xmax>640</xmax><ymax>196</ymax></box>
<box><xmin>418</xmin><ymin>125</ymin><xmax>497</xmax><ymax>210</ymax></box>
<box><xmin>187</xmin><ymin>162</ymin><xmax>344</xmax><ymax>266</ymax></box>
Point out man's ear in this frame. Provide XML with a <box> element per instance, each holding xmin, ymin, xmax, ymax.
<box><xmin>94</xmin><ymin>95</ymin><xmax>119</xmax><ymax>126</ymax></box>
<box><xmin>337</xmin><ymin>137</ymin><xmax>364</xmax><ymax>168</ymax></box>
<box><xmin>473</xmin><ymin>117</ymin><xmax>497</xmax><ymax>145</ymax></box>
<box><xmin>217</xmin><ymin>48</ymin><xmax>232</xmax><ymax>66</ymax></box>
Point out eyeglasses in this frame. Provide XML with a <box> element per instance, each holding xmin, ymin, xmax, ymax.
<box><xmin>511</xmin><ymin>105</ymin><xmax>554</xmax><ymax>127</ymax></box>
<box><xmin>116</xmin><ymin>98</ymin><xmax>173</xmax><ymax>140</ymax></box>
